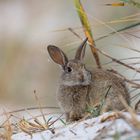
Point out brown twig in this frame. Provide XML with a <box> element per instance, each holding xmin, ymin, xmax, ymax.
<box><xmin>96</xmin><ymin>48</ymin><xmax>140</xmax><ymax>73</ymax></box>
<box><xmin>68</xmin><ymin>28</ymin><xmax>83</xmax><ymax>40</ymax></box>
<box><xmin>2</xmin><ymin>109</ymin><xmax>13</xmax><ymax>140</ymax></box>
<box><xmin>68</xmin><ymin>26</ymin><xmax>140</xmax><ymax>75</ymax></box>
<box><xmin>102</xmin><ymin>56</ymin><xmax>140</xmax><ymax>66</ymax></box>
<box><xmin>0</xmin><ymin>106</ymin><xmax>59</xmax><ymax>116</ymax></box>
<box><xmin>108</xmin><ymin>69</ymin><xmax>140</xmax><ymax>88</ymax></box>
<box><xmin>48</xmin><ymin>114</ymin><xmax>64</xmax><ymax>127</ymax></box>
<box><xmin>0</xmin><ymin>115</ymin><xmax>12</xmax><ymax>128</ymax></box>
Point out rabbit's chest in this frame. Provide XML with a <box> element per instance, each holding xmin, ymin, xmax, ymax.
<box><xmin>57</xmin><ymin>85</ymin><xmax>89</xmax><ymax>108</ymax></box>
<box><xmin>59</xmin><ymin>85</ymin><xmax>88</xmax><ymax>99</ymax></box>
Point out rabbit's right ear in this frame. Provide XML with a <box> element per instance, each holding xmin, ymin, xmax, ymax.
<box><xmin>47</xmin><ymin>45</ymin><xmax>68</xmax><ymax>67</ymax></box>
<box><xmin>75</xmin><ymin>38</ymin><xmax>88</xmax><ymax>61</ymax></box>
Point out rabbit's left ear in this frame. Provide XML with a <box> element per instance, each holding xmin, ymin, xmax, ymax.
<box><xmin>47</xmin><ymin>45</ymin><xmax>68</xmax><ymax>67</ymax></box>
<box><xmin>75</xmin><ymin>38</ymin><xmax>88</xmax><ymax>61</ymax></box>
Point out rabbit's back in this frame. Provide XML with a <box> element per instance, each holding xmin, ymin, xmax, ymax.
<box><xmin>88</xmin><ymin>69</ymin><xmax>130</xmax><ymax>111</ymax></box>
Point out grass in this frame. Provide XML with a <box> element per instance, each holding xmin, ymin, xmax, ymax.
<box><xmin>0</xmin><ymin>92</ymin><xmax>65</xmax><ymax>139</ymax></box>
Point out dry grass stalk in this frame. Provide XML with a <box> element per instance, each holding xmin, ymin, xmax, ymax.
<box><xmin>0</xmin><ymin>115</ymin><xmax>12</xmax><ymax>129</ymax></box>
<box><xmin>18</xmin><ymin>114</ymin><xmax>64</xmax><ymax>136</ymax></box>
<box><xmin>119</xmin><ymin>95</ymin><xmax>136</xmax><ymax>118</ymax></box>
<box><xmin>17</xmin><ymin>91</ymin><xmax>65</xmax><ymax>136</ymax></box>
<box><xmin>96</xmin><ymin>48</ymin><xmax>140</xmax><ymax>73</ymax></box>
<box><xmin>16</xmin><ymin>91</ymin><xmax>65</xmax><ymax>136</ymax></box>
<box><xmin>68</xmin><ymin>28</ymin><xmax>83</xmax><ymax>40</ymax></box>
<box><xmin>18</xmin><ymin>118</ymin><xmax>49</xmax><ymax>137</ymax></box>
<box><xmin>111</xmin><ymin>44</ymin><xmax>140</xmax><ymax>54</ymax></box>
<box><xmin>108</xmin><ymin>69</ymin><xmax>140</xmax><ymax>88</ymax></box>
<box><xmin>96</xmin><ymin>22</ymin><xmax>140</xmax><ymax>41</ymax></box>
<box><xmin>120</xmin><ymin>114</ymin><xmax>140</xmax><ymax>132</ymax></box>
<box><xmin>67</xmin><ymin>23</ymin><xmax>140</xmax><ymax>81</ymax></box>
<box><xmin>103</xmin><ymin>56</ymin><xmax>140</xmax><ymax>66</ymax></box>
<box><xmin>53</xmin><ymin>14</ymin><xmax>140</xmax><ymax>33</ymax></box>
<box><xmin>0</xmin><ymin>106</ymin><xmax>59</xmax><ymax>116</ymax></box>
<box><xmin>2</xmin><ymin>110</ymin><xmax>13</xmax><ymax>140</ymax></box>
<box><xmin>118</xmin><ymin>95</ymin><xmax>140</xmax><ymax>131</ymax></box>
<box><xmin>74</xmin><ymin>0</ymin><xmax>101</xmax><ymax>68</ymax></box>
<box><xmin>104</xmin><ymin>2</ymin><xmax>125</xmax><ymax>7</ymax></box>
<box><xmin>67</xmin><ymin>20</ymin><xmax>140</xmax><ymax>109</ymax></box>
<box><xmin>100</xmin><ymin>112</ymin><xmax>120</xmax><ymax>123</ymax></box>
<box><xmin>0</xmin><ymin>93</ymin><xmax>64</xmax><ymax>137</ymax></box>
<box><xmin>33</xmin><ymin>90</ymin><xmax>47</xmax><ymax>126</ymax></box>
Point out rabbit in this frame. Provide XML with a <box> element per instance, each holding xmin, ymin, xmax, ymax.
<box><xmin>47</xmin><ymin>38</ymin><xmax>130</xmax><ymax>122</ymax></box>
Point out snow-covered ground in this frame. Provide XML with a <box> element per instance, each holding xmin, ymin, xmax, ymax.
<box><xmin>12</xmin><ymin>112</ymin><xmax>140</xmax><ymax>140</ymax></box>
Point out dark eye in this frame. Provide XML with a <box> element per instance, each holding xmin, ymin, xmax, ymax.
<box><xmin>67</xmin><ymin>67</ymin><xmax>72</xmax><ymax>72</ymax></box>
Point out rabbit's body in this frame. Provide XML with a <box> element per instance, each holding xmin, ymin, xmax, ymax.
<box><xmin>47</xmin><ymin>38</ymin><xmax>130</xmax><ymax>122</ymax></box>
<box><xmin>89</xmin><ymin>69</ymin><xmax>129</xmax><ymax>112</ymax></box>
<box><xmin>57</xmin><ymin>67</ymin><xmax>130</xmax><ymax>121</ymax></box>
<box><xmin>57</xmin><ymin>59</ymin><xmax>91</xmax><ymax>121</ymax></box>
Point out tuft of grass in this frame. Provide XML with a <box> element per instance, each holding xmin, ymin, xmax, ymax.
<box><xmin>86</xmin><ymin>105</ymin><xmax>101</xmax><ymax>118</ymax></box>
<box><xmin>18</xmin><ymin>118</ymin><xmax>55</xmax><ymax>137</ymax></box>
<box><xmin>17</xmin><ymin>91</ymin><xmax>65</xmax><ymax>136</ymax></box>
<box><xmin>86</xmin><ymin>86</ymin><xmax>111</xmax><ymax>117</ymax></box>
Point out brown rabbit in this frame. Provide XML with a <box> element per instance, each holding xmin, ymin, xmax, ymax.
<box><xmin>47</xmin><ymin>38</ymin><xmax>130</xmax><ymax>122</ymax></box>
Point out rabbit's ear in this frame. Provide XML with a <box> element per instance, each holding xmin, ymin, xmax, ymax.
<box><xmin>75</xmin><ymin>38</ymin><xmax>88</xmax><ymax>61</ymax></box>
<box><xmin>47</xmin><ymin>45</ymin><xmax>68</xmax><ymax>66</ymax></box>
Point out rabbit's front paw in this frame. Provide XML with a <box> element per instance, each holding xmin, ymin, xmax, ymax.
<box><xmin>68</xmin><ymin>111</ymin><xmax>83</xmax><ymax>122</ymax></box>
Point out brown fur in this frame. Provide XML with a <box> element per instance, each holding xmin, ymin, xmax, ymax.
<box><xmin>89</xmin><ymin>69</ymin><xmax>130</xmax><ymax>113</ymax></box>
<box><xmin>47</xmin><ymin>39</ymin><xmax>130</xmax><ymax>122</ymax></box>
<box><xmin>58</xmin><ymin>85</ymin><xmax>90</xmax><ymax>121</ymax></box>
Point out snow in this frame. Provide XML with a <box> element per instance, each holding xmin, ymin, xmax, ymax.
<box><xmin>11</xmin><ymin>112</ymin><xmax>140</xmax><ymax>140</ymax></box>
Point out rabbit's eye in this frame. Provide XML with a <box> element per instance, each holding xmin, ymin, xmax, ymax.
<box><xmin>67</xmin><ymin>67</ymin><xmax>72</xmax><ymax>72</ymax></box>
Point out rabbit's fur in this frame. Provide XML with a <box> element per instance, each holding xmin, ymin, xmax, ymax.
<box><xmin>47</xmin><ymin>38</ymin><xmax>130</xmax><ymax>122</ymax></box>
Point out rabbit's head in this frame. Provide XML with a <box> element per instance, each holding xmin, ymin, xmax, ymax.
<box><xmin>47</xmin><ymin>38</ymin><xmax>91</xmax><ymax>86</ymax></box>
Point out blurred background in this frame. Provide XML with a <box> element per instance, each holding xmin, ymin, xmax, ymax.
<box><xmin>0</xmin><ymin>0</ymin><xmax>140</xmax><ymax>108</ymax></box>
